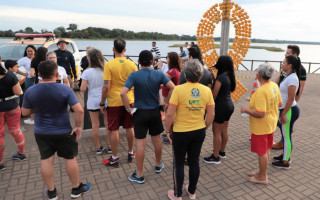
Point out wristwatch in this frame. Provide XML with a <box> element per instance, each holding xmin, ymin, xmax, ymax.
<box><xmin>100</xmin><ymin>102</ymin><xmax>105</xmax><ymax>107</ymax></box>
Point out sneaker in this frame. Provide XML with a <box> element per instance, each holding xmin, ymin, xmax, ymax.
<box><xmin>11</xmin><ymin>152</ymin><xmax>26</xmax><ymax>161</ymax></box>
<box><xmin>128</xmin><ymin>170</ymin><xmax>145</xmax><ymax>184</ymax></box>
<box><xmin>167</xmin><ymin>189</ymin><xmax>182</xmax><ymax>200</ymax></box>
<box><xmin>96</xmin><ymin>146</ymin><xmax>105</xmax><ymax>155</ymax></box>
<box><xmin>0</xmin><ymin>163</ymin><xmax>5</xmax><ymax>171</ymax></box>
<box><xmin>219</xmin><ymin>151</ymin><xmax>226</xmax><ymax>159</ymax></box>
<box><xmin>204</xmin><ymin>154</ymin><xmax>221</xmax><ymax>164</ymax></box>
<box><xmin>163</xmin><ymin>137</ymin><xmax>170</xmax><ymax>144</ymax></box>
<box><xmin>24</xmin><ymin>118</ymin><xmax>34</xmax><ymax>125</ymax></box>
<box><xmin>46</xmin><ymin>188</ymin><xmax>58</xmax><ymax>200</ymax></box>
<box><xmin>20</xmin><ymin>126</ymin><xmax>26</xmax><ymax>132</ymax></box>
<box><xmin>128</xmin><ymin>152</ymin><xmax>136</xmax><ymax>163</ymax></box>
<box><xmin>272</xmin><ymin>160</ymin><xmax>290</xmax><ymax>169</ymax></box>
<box><xmin>155</xmin><ymin>162</ymin><xmax>164</xmax><ymax>173</ymax></box>
<box><xmin>103</xmin><ymin>157</ymin><xmax>119</xmax><ymax>167</ymax></box>
<box><xmin>273</xmin><ymin>154</ymin><xmax>291</xmax><ymax>163</ymax></box>
<box><xmin>185</xmin><ymin>184</ymin><xmax>196</xmax><ymax>200</ymax></box>
<box><xmin>71</xmin><ymin>182</ymin><xmax>91</xmax><ymax>199</ymax></box>
<box><xmin>107</xmin><ymin>147</ymin><xmax>112</xmax><ymax>154</ymax></box>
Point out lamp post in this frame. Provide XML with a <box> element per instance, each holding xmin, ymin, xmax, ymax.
<box><xmin>220</xmin><ymin>0</ymin><xmax>230</xmax><ymax>56</ymax></box>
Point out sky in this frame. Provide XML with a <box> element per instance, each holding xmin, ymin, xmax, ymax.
<box><xmin>0</xmin><ymin>0</ymin><xmax>319</xmax><ymax>42</ymax></box>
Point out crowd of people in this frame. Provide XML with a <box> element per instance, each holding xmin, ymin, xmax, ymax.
<box><xmin>0</xmin><ymin>39</ymin><xmax>305</xmax><ymax>199</ymax></box>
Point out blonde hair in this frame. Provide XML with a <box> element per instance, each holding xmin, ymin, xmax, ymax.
<box><xmin>87</xmin><ymin>48</ymin><xmax>105</xmax><ymax>70</ymax></box>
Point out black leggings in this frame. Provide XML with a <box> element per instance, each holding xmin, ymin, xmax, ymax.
<box><xmin>172</xmin><ymin>128</ymin><xmax>206</xmax><ymax>197</ymax></box>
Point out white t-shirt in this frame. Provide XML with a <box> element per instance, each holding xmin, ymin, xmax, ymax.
<box><xmin>161</xmin><ymin>63</ymin><xmax>169</xmax><ymax>74</ymax></box>
<box><xmin>279</xmin><ymin>73</ymin><xmax>299</xmax><ymax>109</ymax></box>
<box><xmin>17</xmin><ymin>57</ymin><xmax>32</xmax><ymax>78</ymax></box>
<box><xmin>38</xmin><ymin>66</ymin><xmax>67</xmax><ymax>85</ymax></box>
<box><xmin>81</xmin><ymin>68</ymin><xmax>107</xmax><ymax>110</ymax></box>
<box><xmin>183</xmin><ymin>47</ymin><xmax>189</xmax><ymax>58</ymax></box>
<box><xmin>57</xmin><ymin>66</ymin><xmax>68</xmax><ymax>84</ymax></box>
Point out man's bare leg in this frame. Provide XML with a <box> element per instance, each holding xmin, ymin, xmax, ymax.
<box><xmin>65</xmin><ymin>157</ymin><xmax>80</xmax><ymax>188</ymax></box>
<box><xmin>41</xmin><ymin>155</ymin><xmax>55</xmax><ymax>191</ymax></box>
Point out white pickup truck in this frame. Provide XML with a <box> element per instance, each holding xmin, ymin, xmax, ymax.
<box><xmin>0</xmin><ymin>33</ymin><xmax>85</xmax><ymax>81</ymax></box>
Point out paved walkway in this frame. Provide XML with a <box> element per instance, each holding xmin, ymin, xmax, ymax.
<box><xmin>1</xmin><ymin>71</ymin><xmax>320</xmax><ymax>200</ymax></box>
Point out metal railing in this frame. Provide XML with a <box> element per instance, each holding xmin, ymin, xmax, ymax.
<box><xmin>103</xmin><ymin>55</ymin><xmax>320</xmax><ymax>74</ymax></box>
<box><xmin>240</xmin><ymin>59</ymin><xmax>320</xmax><ymax>73</ymax></box>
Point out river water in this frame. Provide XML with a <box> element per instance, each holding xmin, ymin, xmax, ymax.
<box><xmin>1</xmin><ymin>39</ymin><xmax>320</xmax><ymax>72</ymax></box>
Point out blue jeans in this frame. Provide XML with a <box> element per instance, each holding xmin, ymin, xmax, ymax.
<box><xmin>25</xmin><ymin>77</ymin><xmax>35</xmax><ymax>90</ymax></box>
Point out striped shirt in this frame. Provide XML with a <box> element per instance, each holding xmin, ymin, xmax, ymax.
<box><xmin>151</xmin><ymin>46</ymin><xmax>161</xmax><ymax>58</ymax></box>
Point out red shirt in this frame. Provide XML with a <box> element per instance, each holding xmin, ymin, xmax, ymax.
<box><xmin>162</xmin><ymin>68</ymin><xmax>180</xmax><ymax>97</ymax></box>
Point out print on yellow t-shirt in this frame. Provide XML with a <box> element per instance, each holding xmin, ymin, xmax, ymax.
<box><xmin>169</xmin><ymin>83</ymin><xmax>214</xmax><ymax>132</ymax></box>
<box><xmin>103</xmin><ymin>57</ymin><xmax>137</xmax><ymax>107</ymax></box>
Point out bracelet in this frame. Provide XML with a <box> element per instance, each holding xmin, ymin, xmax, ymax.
<box><xmin>165</xmin><ymin>130</ymin><xmax>171</xmax><ymax>133</ymax></box>
<box><xmin>126</xmin><ymin>108</ymin><xmax>131</xmax><ymax>112</ymax></box>
<box><xmin>100</xmin><ymin>102</ymin><xmax>105</xmax><ymax>106</ymax></box>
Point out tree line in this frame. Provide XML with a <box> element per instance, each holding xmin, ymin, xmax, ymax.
<box><xmin>1</xmin><ymin>24</ymin><xmax>317</xmax><ymax>44</ymax></box>
<box><xmin>0</xmin><ymin>24</ymin><xmax>197</xmax><ymax>41</ymax></box>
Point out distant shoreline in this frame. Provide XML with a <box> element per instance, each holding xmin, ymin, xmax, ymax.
<box><xmin>169</xmin><ymin>44</ymin><xmax>284</xmax><ymax>52</ymax></box>
<box><xmin>1</xmin><ymin>37</ymin><xmax>320</xmax><ymax>45</ymax></box>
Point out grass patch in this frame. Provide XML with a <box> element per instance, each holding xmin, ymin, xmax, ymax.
<box><xmin>169</xmin><ymin>44</ymin><xmax>284</xmax><ymax>52</ymax></box>
<box><xmin>169</xmin><ymin>44</ymin><xmax>185</xmax><ymax>47</ymax></box>
<box><xmin>250</xmin><ymin>46</ymin><xmax>284</xmax><ymax>52</ymax></box>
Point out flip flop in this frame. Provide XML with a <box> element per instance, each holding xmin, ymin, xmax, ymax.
<box><xmin>248</xmin><ymin>176</ymin><xmax>268</xmax><ymax>184</ymax></box>
<box><xmin>185</xmin><ymin>185</ymin><xmax>196</xmax><ymax>200</ymax></box>
<box><xmin>247</xmin><ymin>171</ymin><xmax>257</xmax><ymax>176</ymax></box>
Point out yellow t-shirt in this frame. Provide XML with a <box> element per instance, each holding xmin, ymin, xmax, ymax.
<box><xmin>169</xmin><ymin>82</ymin><xmax>214</xmax><ymax>132</ymax></box>
<box><xmin>103</xmin><ymin>57</ymin><xmax>137</xmax><ymax>106</ymax></box>
<box><xmin>249</xmin><ymin>81</ymin><xmax>282</xmax><ymax>135</ymax></box>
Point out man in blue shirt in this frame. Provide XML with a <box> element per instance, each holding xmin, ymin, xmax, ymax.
<box><xmin>120</xmin><ymin>50</ymin><xmax>175</xmax><ymax>184</ymax></box>
<box><xmin>22</xmin><ymin>60</ymin><xmax>91</xmax><ymax>199</ymax></box>
<box><xmin>54</xmin><ymin>39</ymin><xmax>77</xmax><ymax>89</ymax></box>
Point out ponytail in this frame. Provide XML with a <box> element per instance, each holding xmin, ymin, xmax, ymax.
<box><xmin>0</xmin><ymin>65</ymin><xmax>6</xmax><ymax>75</ymax></box>
<box><xmin>285</xmin><ymin>55</ymin><xmax>301</xmax><ymax>95</ymax></box>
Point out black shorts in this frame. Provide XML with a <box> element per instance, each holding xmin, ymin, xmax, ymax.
<box><xmin>214</xmin><ymin>102</ymin><xmax>234</xmax><ymax>124</ymax></box>
<box><xmin>133</xmin><ymin>108</ymin><xmax>164</xmax><ymax>139</ymax></box>
<box><xmin>35</xmin><ymin>133</ymin><xmax>78</xmax><ymax>160</ymax></box>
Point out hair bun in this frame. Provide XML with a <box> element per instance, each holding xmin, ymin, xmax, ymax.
<box><xmin>265</xmin><ymin>64</ymin><xmax>275</xmax><ymax>78</ymax></box>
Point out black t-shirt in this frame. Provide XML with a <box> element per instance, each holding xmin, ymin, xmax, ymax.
<box><xmin>0</xmin><ymin>71</ymin><xmax>19</xmax><ymax>111</ymax></box>
<box><xmin>300</xmin><ymin>64</ymin><xmax>307</xmax><ymax>81</ymax></box>
<box><xmin>215</xmin><ymin>73</ymin><xmax>232</xmax><ymax>104</ymax></box>
<box><xmin>80</xmin><ymin>56</ymin><xmax>89</xmax><ymax>71</ymax></box>
<box><xmin>179</xmin><ymin>67</ymin><xmax>212</xmax><ymax>87</ymax></box>
<box><xmin>31</xmin><ymin>59</ymin><xmax>41</xmax><ymax>84</ymax></box>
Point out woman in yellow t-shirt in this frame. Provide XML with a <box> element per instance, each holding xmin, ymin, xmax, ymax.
<box><xmin>165</xmin><ymin>60</ymin><xmax>215</xmax><ymax>200</ymax></box>
<box><xmin>241</xmin><ymin>63</ymin><xmax>282</xmax><ymax>185</ymax></box>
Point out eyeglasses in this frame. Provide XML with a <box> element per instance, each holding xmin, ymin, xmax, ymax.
<box><xmin>48</xmin><ymin>57</ymin><xmax>56</xmax><ymax>59</ymax></box>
